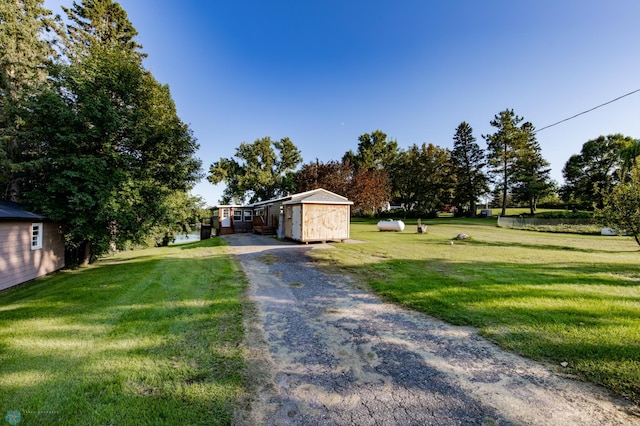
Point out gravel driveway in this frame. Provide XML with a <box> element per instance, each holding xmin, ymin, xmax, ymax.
<box><xmin>226</xmin><ymin>233</ymin><xmax>637</xmax><ymax>425</ymax></box>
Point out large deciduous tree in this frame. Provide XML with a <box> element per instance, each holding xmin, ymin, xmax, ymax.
<box><xmin>483</xmin><ymin>109</ymin><xmax>528</xmax><ymax>216</ymax></box>
<box><xmin>389</xmin><ymin>143</ymin><xmax>453</xmax><ymax>215</ymax></box>
<box><xmin>343</xmin><ymin>130</ymin><xmax>398</xmax><ymax>171</ymax></box>
<box><xmin>561</xmin><ymin>134</ymin><xmax>634</xmax><ymax>209</ymax></box>
<box><xmin>208</xmin><ymin>136</ymin><xmax>302</xmax><ymax>204</ymax></box>
<box><xmin>595</xmin><ymin>161</ymin><xmax>640</xmax><ymax>247</ymax></box>
<box><xmin>450</xmin><ymin>122</ymin><xmax>488</xmax><ymax>217</ymax></box>
<box><xmin>294</xmin><ymin>159</ymin><xmax>352</xmax><ymax>197</ymax></box>
<box><xmin>14</xmin><ymin>0</ymin><xmax>201</xmax><ymax>264</ymax></box>
<box><xmin>293</xmin><ymin>159</ymin><xmax>391</xmax><ymax>216</ymax></box>
<box><xmin>349</xmin><ymin>167</ymin><xmax>391</xmax><ymax>216</ymax></box>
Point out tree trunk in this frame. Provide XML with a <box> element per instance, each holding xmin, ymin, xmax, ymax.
<box><xmin>501</xmin><ymin>150</ymin><xmax>508</xmax><ymax>216</ymax></box>
<box><xmin>501</xmin><ymin>184</ymin><xmax>507</xmax><ymax>217</ymax></box>
<box><xmin>80</xmin><ymin>240</ymin><xmax>92</xmax><ymax>266</ymax></box>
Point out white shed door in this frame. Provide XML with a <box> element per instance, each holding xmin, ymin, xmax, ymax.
<box><xmin>292</xmin><ymin>205</ymin><xmax>301</xmax><ymax>240</ymax></box>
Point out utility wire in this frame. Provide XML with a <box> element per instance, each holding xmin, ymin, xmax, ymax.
<box><xmin>535</xmin><ymin>88</ymin><xmax>640</xmax><ymax>133</ymax></box>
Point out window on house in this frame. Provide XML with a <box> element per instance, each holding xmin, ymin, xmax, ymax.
<box><xmin>31</xmin><ymin>223</ymin><xmax>43</xmax><ymax>250</ymax></box>
<box><xmin>233</xmin><ymin>210</ymin><xmax>242</xmax><ymax>221</ymax></box>
<box><xmin>243</xmin><ymin>210</ymin><xmax>252</xmax><ymax>222</ymax></box>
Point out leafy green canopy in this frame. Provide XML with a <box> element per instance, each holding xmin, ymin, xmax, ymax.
<box><xmin>389</xmin><ymin>143</ymin><xmax>453</xmax><ymax>214</ymax></box>
<box><xmin>595</xmin><ymin>158</ymin><xmax>640</xmax><ymax>246</ymax></box>
<box><xmin>4</xmin><ymin>0</ymin><xmax>202</xmax><ymax>263</ymax></box>
<box><xmin>208</xmin><ymin>136</ymin><xmax>302</xmax><ymax>204</ymax></box>
<box><xmin>561</xmin><ymin>134</ymin><xmax>635</xmax><ymax>209</ymax></box>
<box><xmin>343</xmin><ymin>130</ymin><xmax>398</xmax><ymax>171</ymax></box>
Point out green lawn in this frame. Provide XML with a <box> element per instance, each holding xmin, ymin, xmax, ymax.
<box><xmin>0</xmin><ymin>238</ymin><xmax>247</xmax><ymax>425</ymax></box>
<box><xmin>3</xmin><ymin>218</ymin><xmax>639</xmax><ymax>421</ymax></box>
<box><xmin>311</xmin><ymin>217</ymin><xmax>640</xmax><ymax>405</ymax></box>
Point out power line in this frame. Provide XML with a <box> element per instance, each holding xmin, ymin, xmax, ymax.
<box><xmin>535</xmin><ymin>88</ymin><xmax>640</xmax><ymax>133</ymax></box>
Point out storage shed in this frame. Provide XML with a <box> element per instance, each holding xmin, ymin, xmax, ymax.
<box><xmin>0</xmin><ymin>200</ymin><xmax>65</xmax><ymax>291</ymax></box>
<box><xmin>282</xmin><ymin>189</ymin><xmax>352</xmax><ymax>243</ymax></box>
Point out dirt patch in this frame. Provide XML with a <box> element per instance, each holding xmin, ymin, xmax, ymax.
<box><xmin>228</xmin><ymin>233</ymin><xmax>639</xmax><ymax>425</ymax></box>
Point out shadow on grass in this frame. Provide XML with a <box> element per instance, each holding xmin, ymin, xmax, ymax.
<box><xmin>341</xmin><ymin>255</ymin><xmax>640</xmax><ymax>403</ymax></box>
<box><xmin>0</xmin><ymin>244</ymin><xmax>246</xmax><ymax>425</ymax></box>
<box><xmin>178</xmin><ymin>237</ymin><xmax>227</xmax><ymax>250</ymax></box>
<box><xmin>465</xmin><ymin>238</ymin><xmax>639</xmax><ymax>254</ymax></box>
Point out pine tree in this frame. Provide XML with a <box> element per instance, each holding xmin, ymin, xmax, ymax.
<box><xmin>60</xmin><ymin>0</ymin><xmax>145</xmax><ymax>60</ymax></box>
<box><xmin>483</xmin><ymin>109</ymin><xmax>528</xmax><ymax>216</ymax></box>
<box><xmin>451</xmin><ymin>122</ymin><xmax>489</xmax><ymax>217</ymax></box>
<box><xmin>511</xmin><ymin>123</ymin><xmax>554</xmax><ymax>215</ymax></box>
<box><xmin>0</xmin><ymin>0</ymin><xmax>54</xmax><ymax>199</ymax></box>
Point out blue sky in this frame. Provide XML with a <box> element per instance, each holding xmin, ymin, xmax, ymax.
<box><xmin>45</xmin><ymin>0</ymin><xmax>640</xmax><ymax>206</ymax></box>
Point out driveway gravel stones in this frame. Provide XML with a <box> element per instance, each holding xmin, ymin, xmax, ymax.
<box><xmin>226</xmin><ymin>233</ymin><xmax>637</xmax><ymax>425</ymax></box>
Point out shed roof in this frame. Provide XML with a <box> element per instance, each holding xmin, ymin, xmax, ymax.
<box><xmin>283</xmin><ymin>188</ymin><xmax>353</xmax><ymax>205</ymax></box>
<box><xmin>0</xmin><ymin>200</ymin><xmax>48</xmax><ymax>221</ymax></box>
<box><xmin>248</xmin><ymin>188</ymin><xmax>352</xmax><ymax>207</ymax></box>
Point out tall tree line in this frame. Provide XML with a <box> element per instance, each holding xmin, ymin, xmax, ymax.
<box><xmin>1</xmin><ymin>0</ymin><xmax>202</xmax><ymax>264</ymax></box>
<box><xmin>212</xmin><ymin>111</ymin><xmax>556</xmax><ymax>218</ymax></box>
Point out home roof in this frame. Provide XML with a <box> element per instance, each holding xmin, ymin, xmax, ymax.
<box><xmin>0</xmin><ymin>200</ymin><xmax>48</xmax><ymax>221</ymax></box>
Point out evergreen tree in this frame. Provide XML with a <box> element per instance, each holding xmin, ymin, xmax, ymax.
<box><xmin>511</xmin><ymin>122</ymin><xmax>554</xmax><ymax>214</ymax></box>
<box><xmin>0</xmin><ymin>0</ymin><xmax>54</xmax><ymax>199</ymax></box>
<box><xmin>60</xmin><ymin>0</ymin><xmax>145</xmax><ymax>60</ymax></box>
<box><xmin>483</xmin><ymin>109</ymin><xmax>528</xmax><ymax>216</ymax></box>
<box><xmin>451</xmin><ymin>122</ymin><xmax>488</xmax><ymax>217</ymax></box>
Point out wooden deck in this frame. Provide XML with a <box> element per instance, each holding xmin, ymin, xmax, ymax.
<box><xmin>252</xmin><ymin>215</ymin><xmax>277</xmax><ymax>235</ymax></box>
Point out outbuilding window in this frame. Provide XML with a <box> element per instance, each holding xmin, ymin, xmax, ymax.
<box><xmin>243</xmin><ymin>210</ymin><xmax>253</xmax><ymax>222</ymax></box>
<box><xmin>31</xmin><ymin>223</ymin><xmax>43</xmax><ymax>250</ymax></box>
<box><xmin>233</xmin><ymin>210</ymin><xmax>242</xmax><ymax>221</ymax></box>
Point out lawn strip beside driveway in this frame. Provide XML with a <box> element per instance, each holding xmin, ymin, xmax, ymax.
<box><xmin>228</xmin><ymin>233</ymin><xmax>637</xmax><ymax>425</ymax></box>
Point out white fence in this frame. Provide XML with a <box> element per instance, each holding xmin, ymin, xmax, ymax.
<box><xmin>496</xmin><ymin>216</ymin><xmax>594</xmax><ymax>228</ymax></box>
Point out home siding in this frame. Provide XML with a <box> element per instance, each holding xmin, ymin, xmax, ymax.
<box><xmin>0</xmin><ymin>221</ymin><xmax>65</xmax><ymax>291</ymax></box>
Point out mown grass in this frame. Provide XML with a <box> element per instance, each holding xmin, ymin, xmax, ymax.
<box><xmin>0</xmin><ymin>238</ymin><xmax>246</xmax><ymax>425</ymax></box>
<box><xmin>311</xmin><ymin>217</ymin><xmax>640</xmax><ymax>405</ymax></box>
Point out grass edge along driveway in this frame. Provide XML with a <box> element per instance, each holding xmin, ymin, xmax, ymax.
<box><xmin>310</xmin><ymin>218</ymin><xmax>640</xmax><ymax>408</ymax></box>
<box><xmin>0</xmin><ymin>238</ymin><xmax>247</xmax><ymax>426</ymax></box>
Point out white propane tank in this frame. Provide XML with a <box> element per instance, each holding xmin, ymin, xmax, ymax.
<box><xmin>377</xmin><ymin>220</ymin><xmax>405</xmax><ymax>232</ymax></box>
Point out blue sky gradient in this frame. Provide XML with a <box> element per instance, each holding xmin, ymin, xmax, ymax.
<box><xmin>45</xmin><ymin>0</ymin><xmax>640</xmax><ymax>205</ymax></box>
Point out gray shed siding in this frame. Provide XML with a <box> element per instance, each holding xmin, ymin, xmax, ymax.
<box><xmin>0</xmin><ymin>221</ymin><xmax>65</xmax><ymax>290</ymax></box>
